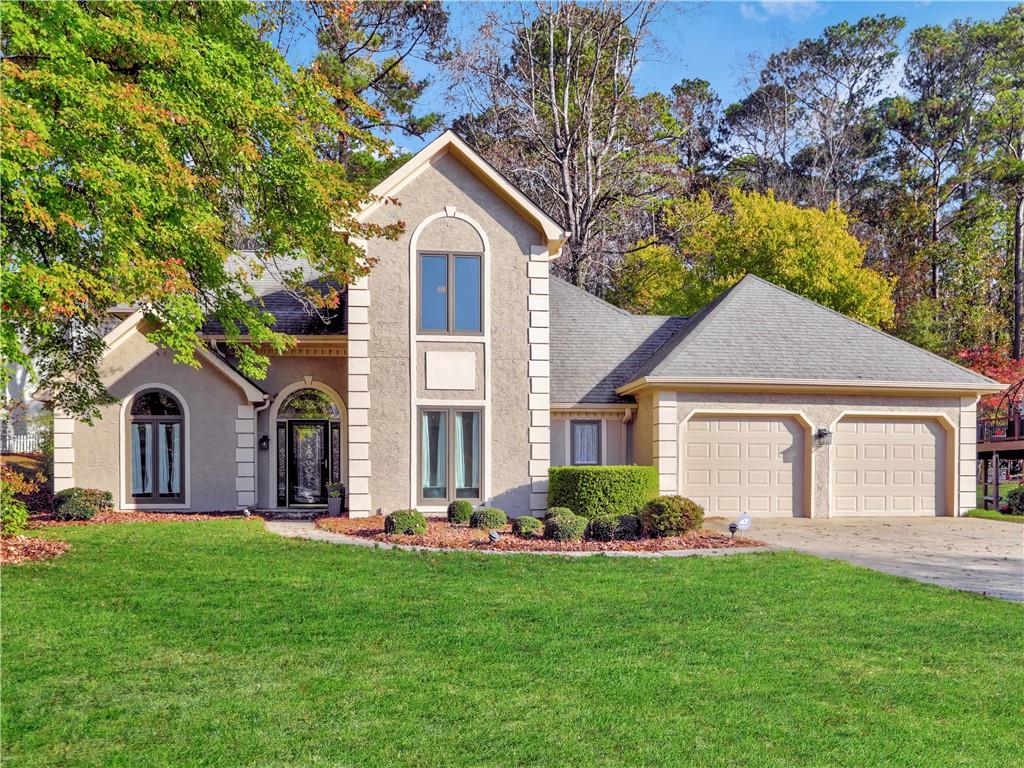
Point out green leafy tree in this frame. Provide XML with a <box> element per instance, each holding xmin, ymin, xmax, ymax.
<box><xmin>881</xmin><ymin>20</ymin><xmax>987</xmax><ymax>300</ymax></box>
<box><xmin>976</xmin><ymin>7</ymin><xmax>1024</xmax><ymax>359</ymax></box>
<box><xmin>1</xmin><ymin>0</ymin><xmax>399</xmax><ymax>418</ymax></box>
<box><xmin>611</xmin><ymin>189</ymin><xmax>895</xmax><ymax>327</ymax></box>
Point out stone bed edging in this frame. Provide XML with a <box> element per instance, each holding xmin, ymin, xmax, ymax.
<box><xmin>264</xmin><ymin>520</ymin><xmax>769</xmax><ymax>559</ymax></box>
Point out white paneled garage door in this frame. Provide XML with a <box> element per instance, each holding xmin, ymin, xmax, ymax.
<box><xmin>832</xmin><ymin>417</ymin><xmax>947</xmax><ymax>517</ymax></box>
<box><xmin>682</xmin><ymin>415</ymin><xmax>807</xmax><ymax>517</ymax></box>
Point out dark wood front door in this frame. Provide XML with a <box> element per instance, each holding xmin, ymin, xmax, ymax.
<box><xmin>288</xmin><ymin>420</ymin><xmax>328</xmax><ymax>506</ymax></box>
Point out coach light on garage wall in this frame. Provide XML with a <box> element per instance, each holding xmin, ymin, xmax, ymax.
<box><xmin>814</xmin><ymin>427</ymin><xmax>832</xmax><ymax>447</ymax></box>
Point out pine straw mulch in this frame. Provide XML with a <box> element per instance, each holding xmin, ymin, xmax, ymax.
<box><xmin>316</xmin><ymin>516</ymin><xmax>761</xmax><ymax>553</ymax></box>
<box><xmin>1</xmin><ymin>535</ymin><xmax>71</xmax><ymax>565</ymax></box>
<box><xmin>28</xmin><ymin>510</ymin><xmax>251</xmax><ymax>528</ymax></box>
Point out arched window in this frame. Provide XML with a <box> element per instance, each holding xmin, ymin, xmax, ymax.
<box><xmin>129</xmin><ymin>389</ymin><xmax>184</xmax><ymax>500</ymax></box>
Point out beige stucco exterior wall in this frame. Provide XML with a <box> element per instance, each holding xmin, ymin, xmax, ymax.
<box><xmin>630</xmin><ymin>389</ymin><xmax>974</xmax><ymax>518</ymax></box>
<box><xmin>253</xmin><ymin>354</ymin><xmax>348</xmax><ymax>509</ymax></box>
<box><xmin>362</xmin><ymin>152</ymin><xmax>544</xmax><ymax>515</ymax></box>
<box><xmin>72</xmin><ymin>327</ymin><xmax>248</xmax><ymax>511</ymax></box>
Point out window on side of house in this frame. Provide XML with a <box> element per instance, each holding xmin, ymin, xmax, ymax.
<box><xmin>129</xmin><ymin>389</ymin><xmax>184</xmax><ymax>501</ymax></box>
<box><xmin>420</xmin><ymin>407</ymin><xmax>482</xmax><ymax>502</ymax></box>
<box><xmin>570</xmin><ymin>420</ymin><xmax>601</xmax><ymax>466</ymax></box>
<box><xmin>418</xmin><ymin>252</ymin><xmax>482</xmax><ymax>334</ymax></box>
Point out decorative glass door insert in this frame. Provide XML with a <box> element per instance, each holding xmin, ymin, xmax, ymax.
<box><xmin>288</xmin><ymin>421</ymin><xmax>327</xmax><ymax>506</ymax></box>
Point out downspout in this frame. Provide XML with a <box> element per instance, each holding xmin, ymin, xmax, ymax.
<box><xmin>252</xmin><ymin>394</ymin><xmax>272</xmax><ymax>510</ymax></box>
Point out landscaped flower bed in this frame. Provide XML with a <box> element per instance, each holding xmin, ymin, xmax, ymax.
<box><xmin>315</xmin><ymin>516</ymin><xmax>761</xmax><ymax>552</ymax></box>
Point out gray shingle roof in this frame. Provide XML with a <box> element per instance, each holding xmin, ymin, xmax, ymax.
<box><xmin>550</xmin><ymin>279</ymin><xmax>688</xmax><ymax>404</ymax></box>
<box><xmin>627</xmin><ymin>274</ymin><xmax>998</xmax><ymax>387</ymax></box>
<box><xmin>201</xmin><ymin>253</ymin><xmax>346</xmax><ymax>337</ymax></box>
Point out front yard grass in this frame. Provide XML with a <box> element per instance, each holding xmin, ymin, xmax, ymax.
<box><xmin>3</xmin><ymin>520</ymin><xmax>1022</xmax><ymax>767</ymax></box>
<box><xmin>968</xmin><ymin>508</ymin><xmax>1024</xmax><ymax>523</ymax></box>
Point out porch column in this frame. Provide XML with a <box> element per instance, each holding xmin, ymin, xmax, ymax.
<box><xmin>346</xmin><ymin>269</ymin><xmax>373</xmax><ymax>516</ymax></box>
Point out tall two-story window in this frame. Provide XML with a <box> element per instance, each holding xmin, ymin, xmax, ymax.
<box><xmin>420</xmin><ymin>408</ymin><xmax>482</xmax><ymax>502</ymax></box>
<box><xmin>419</xmin><ymin>252</ymin><xmax>482</xmax><ymax>333</ymax></box>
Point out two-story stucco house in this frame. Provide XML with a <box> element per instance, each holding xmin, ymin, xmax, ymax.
<box><xmin>54</xmin><ymin>131</ymin><xmax>1003</xmax><ymax>520</ymax></box>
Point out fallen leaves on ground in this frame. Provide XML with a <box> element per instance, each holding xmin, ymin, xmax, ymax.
<box><xmin>1</xmin><ymin>535</ymin><xmax>70</xmax><ymax>564</ymax></box>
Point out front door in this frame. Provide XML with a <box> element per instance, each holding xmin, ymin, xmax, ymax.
<box><xmin>288</xmin><ymin>420</ymin><xmax>328</xmax><ymax>506</ymax></box>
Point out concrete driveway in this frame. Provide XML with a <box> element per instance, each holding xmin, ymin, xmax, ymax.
<box><xmin>707</xmin><ymin>516</ymin><xmax>1024</xmax><ymax>601</ymax></box>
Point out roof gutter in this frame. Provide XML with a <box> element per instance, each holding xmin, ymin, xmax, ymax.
<box><xmin>616</xmin><ymin>376</ymin><xmax>1006</xmax><ymax>398</ymax></box>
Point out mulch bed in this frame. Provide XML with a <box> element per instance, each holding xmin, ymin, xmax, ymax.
<box><xmin>317</xmin><ymin>516</ymin><xmax>761</xmax><ymax>552</ymax></box>
<box><xmin>1</xmin><ymin>535</ymin><xmax>70</xmax><ymax>565</ymax></box>
<box><xmin>29</xmin><ymin>510</ymin><xmax>251</xmax><ymax>528</ymax></box>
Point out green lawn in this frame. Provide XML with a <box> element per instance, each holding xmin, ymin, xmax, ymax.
<box><xmin>3</xmin><ymin>521</ymin><xmax>1022</xmax><ymax>767</ymax></box>
<box><xmin>968</xmin><ymin>508</ymin><xmax>1024</xmax><ymax>523</ymax></box>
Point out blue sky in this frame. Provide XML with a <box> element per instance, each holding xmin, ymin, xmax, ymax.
<box><xmin>287</xmin><ymin>1</ymin><xmax>1018</xmax><ymax>153</ymax></box>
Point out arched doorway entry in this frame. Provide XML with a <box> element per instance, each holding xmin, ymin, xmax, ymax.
<box><xmin>272</xmin><ymin>386</ymin><xmax>344</xmax><ymax>508</ymax></box>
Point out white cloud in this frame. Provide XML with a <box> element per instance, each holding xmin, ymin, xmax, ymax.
<box><xmin>739</xmin><ymin>1</ymin><xmax>823</xmax><ymax>23</ymax></box>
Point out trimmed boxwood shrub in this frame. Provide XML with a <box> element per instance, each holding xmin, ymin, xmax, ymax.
<box><xmin>548</xmin><ymin>465</ymin><xmax>658</xmax><ymax>518</ymax></box>
<box><xmin>614</xmin><ymin>514</ymin><xmax>642</xmax><ymax>541</ymax></box>
<box><xmin>544</xmin><ymin>513</ymin><xmax>587</xmax><ymax>542</ymax></box>
<box><xmin>545</xmin><ymin>507</ymin><xmax>572</xmax><ymax>520</ymax></box>
<box><xmin>1007</xmin><ymin>487</ymin><xmax>1024</xmax><ymax>516</ymax></box>
<box><xmin>53</xmin><ymin>487</ymin><xmax>113</xmax><ymax>521</ymax></box>
<box><xmin>585</xmin><ymin>515</ymin><xmax>617</xmax><ymax>542</ymax></box>
<box><xmin>384</xmin><ymin>509</ymin><xmax>427</xmax><ymax>535</ymax></box>
<box><xmin>470</xmin><ymin>507</ymin><xmax>507</xmax><ymax>529</ymax></box>
<box><xmin>447</xmin><ymin>499</ymin><xmax>473</xmax><ymax>525</ymax></box>
<box><xmin>512</xmin><ymin>516</ymin><xmax>543</xmax><ymax>537</ymax></box>
<box><xmin>639</xmin><ymin>496</ymin><xmax>704</xmax><ymax>538</ymax></box>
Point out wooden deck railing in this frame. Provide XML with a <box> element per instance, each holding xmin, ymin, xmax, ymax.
<box><xmin>978</xmin><ymin>411</ymin><xmax>1022</xmax><ymax>443</ymax></box>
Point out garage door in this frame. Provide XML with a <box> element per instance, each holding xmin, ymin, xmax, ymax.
<box><xmin>832</xmin><ymin>417</ymin><xmax>947</xmax><ymax>516</ymax></box>
<box><xmin>682</xmin><ymin>415</ymin><xmax>807</xmax><ymax>517</ymax></box>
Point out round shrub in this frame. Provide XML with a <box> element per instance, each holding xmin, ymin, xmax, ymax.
<box><xmin>585</xmin><ymin>515</ymin><xmax>617</xmax><ymax>542</ymax></box>
<box><xmin>545</xmin><ymin>507</ymin><xmax>573</xmax><ymax>520</ymax></box>
<box><xmin>447</xmin><ymin>499</ymin><xmax>473</xmax><ymax>524</ymax></box>
<box><xmin>614</xmin><ymin>514</ymin><xmax>642</xmax><ymax>541</ymax></box>
<box><xmin>384</xmin><ymin>509</ymin><xmax>427</xmax><ymax>535</ymax></box>
<box><xmin>1007</xmin><ymin>487</ymin><xmax>1024</xmax><ymax>516</ymax></box>
<box><xmin>639</xmin><ymin>496</ymin><xmax>704</xmax><ymax>538</ymax></box>
<box><xmin>547</xmin><ymin>465</ymin><xmax>658</xmax><ymax>518</ymax></box>
<box><xmin>470</xmin><ymin>507</ymin><xmax>507</xmax><ymax>529</ymax></box>
<box><xmin>512</xmin><ymin>516</ymin><xmax>543</xmax><ymax>537</ymax></box>
<box><xmin>544</xmin><ymin>513</ymin><xmax>587</xmax><ymax>542</ymax></box>
<box><xmin>53</xmin><ymin>487</ymin><xmax>113</xmax><ymax>521</ymax></box>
